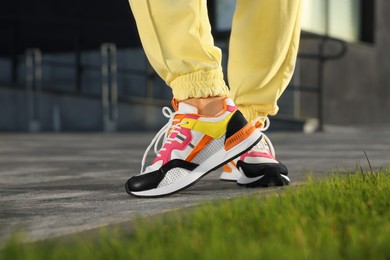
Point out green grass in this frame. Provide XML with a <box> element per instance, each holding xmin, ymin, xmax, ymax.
<box><xmin>2</xmin><ymin>168</ymin><xmax>390</xmax><ymax>260</ymax></box>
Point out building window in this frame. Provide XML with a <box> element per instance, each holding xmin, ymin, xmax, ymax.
<box><xmin>302</xmin><ymin>0</ymin><xmax>375</xmax><ymax>43</ymax></box>
<box><xmin>208</xmin><ymin>0</ymin><xmax>375</xmax><ymax>43</ymax></box>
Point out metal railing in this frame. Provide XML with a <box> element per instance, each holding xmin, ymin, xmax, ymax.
<box><xmin>25</xmin><ymin>48</ymin><xmax>42</xmax><ymax>132</ymax></box>
<box><xmin>289</xmin><ymin>32</ymin><xmax>348</xmax><ymax>131</ymax></box>
<box><xmin>6</xmin><ymin>41</ymin><xmax>172</xmax><ymax>132</ymax></box>
<box><xmin>101</xmin><ymin>43</ymin><xmax>118</xmax><ymax>132</ymax></box>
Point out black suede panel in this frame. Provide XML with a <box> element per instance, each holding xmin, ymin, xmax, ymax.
<box><xmin>237</xmin><ymin>161</ymin><xmax>288</xmax><ymax>178</ymax></box>
<box><xmin>224</xmin><ymin>110</ymin><xmax>248</xmax><ymax>143</ymax></box>
<box><xmin>126</xmin><ymin>159</ymin><xmax>199</xmax><ymax>192</ymax></box>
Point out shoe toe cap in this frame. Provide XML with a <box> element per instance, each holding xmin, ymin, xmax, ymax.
<box><xmin>125</xmin><ymin>170</ymin><xmax>165</xmax><ymax>193</ymax></box>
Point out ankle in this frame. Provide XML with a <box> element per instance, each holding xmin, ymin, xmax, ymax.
<box><xmin>182</xmin><ymin>96</ymin><xmax>227</xmax><ymax>116</ymax></box>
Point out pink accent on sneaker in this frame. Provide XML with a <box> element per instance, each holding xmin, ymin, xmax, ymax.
<box><xmin>153</xmin><ymin>127</ymin><xmax>192</xmax><ymax>164</ymax></box>
<box><xmin>240</xmin><ymin>151</ymin><xmax>275</xmax><ymax>161</ymax></box>
<box><xmin>226</xmin><ymin>105</ymin><xmax>237</xmax><ymax>112</ymax></box>
<box><xmin>181</xmin><ymin>114</ymin><xmax>199</xmax><ymax>119</ymax></box>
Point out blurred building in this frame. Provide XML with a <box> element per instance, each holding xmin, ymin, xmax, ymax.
<box><xmin>0</xmin><ymin>0</ymin><xmax>388</xmax><ymax>132</ymax></box>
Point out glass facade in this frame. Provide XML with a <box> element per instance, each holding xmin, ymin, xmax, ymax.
<box><xmin>214</xmin><ymin>0</ymin><xmax>363</xmax><ymax>42</ymax></box>
<box><xmin>302</xmin><ymin>0</ymin><xmax>362</xmax><ymax>42</ymax></box>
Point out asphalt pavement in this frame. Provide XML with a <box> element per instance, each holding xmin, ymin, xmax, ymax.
<box><xmin>0</xmin><ymin>126</ymin><xmax>389</xmax><ymax>243</ymax></box>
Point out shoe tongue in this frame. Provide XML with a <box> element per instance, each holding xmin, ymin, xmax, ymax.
<box><xmin>177</xmin><ymin>102</ymin><xmax>199</xmax><ymax>114</ymax></box>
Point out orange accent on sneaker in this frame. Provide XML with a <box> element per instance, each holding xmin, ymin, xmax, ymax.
<box><xmin>185</xmin><ymin>134</ymin><xmax>214</xmax><ymax>162</ymax></box>
<box><xmin>171</xmin><ymin>98</ymin><xmax>179</xmax><ymax>111</ymax></box>
<box><xmin>224</xmin><ymin>123</ymin><xmax>256</xmax><ymax>151</ymax></box>
<box><xmin>254</xmin><ymin>120</ymin><xmax>263</xmax><ymax>128</ymax></box>
<box><xmin>223</xmin><ymin>163</ymin><xmax>233</xmax><ymax>173</ymax></box>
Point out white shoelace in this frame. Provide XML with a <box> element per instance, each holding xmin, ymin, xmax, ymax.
<box><xmin>253</xmin><ymin>116</ymin><xmax>276</xmax><ymax>157</ymax></box>
<box><xmin>254</xmin><ymin>116</ymin><xmax>270</xmax><ymax>131</ymax></box>
<box><xmin>140</xmin><ymin>107</ymin><xmax>187</xmax><ymax>174</ymax></box>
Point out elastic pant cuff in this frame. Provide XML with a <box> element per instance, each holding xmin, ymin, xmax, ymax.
<box><xmin>170</xmin><ymin>69</ymin><xmax>229</xmax><ymax>101</ymax></box>
<box><xmin>237</xmin><ymin>104</ymin><xmax>279</xmax><ymax>123</ymax></box>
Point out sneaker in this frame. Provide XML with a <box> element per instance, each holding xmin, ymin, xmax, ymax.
<box><xmin>220</xmin><ymin>159</ymin><xmax>242</xmax><ymax>181</ymax></box>
<box><xmin>125</xmin><ymin>98</ymin><xmax>262</xmax><ymax>197</ymax></box>
<box><xmin>236</xmin><ymin>132</ymin><xmax>290</xmax><ymax>187</ymax></box>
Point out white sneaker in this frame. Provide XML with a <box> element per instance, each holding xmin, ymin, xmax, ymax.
<box><xmin>220</xmin><ymin>116</ymin><xmax>290</xmax><ymax>187</ymax></box>
<box><xmin>125</xmin><ymin>98</ymin><xmax>263</xmax><ymax>197</ymax></box>
<box><xmin>236</xmin><ymin>133</ymin><xmax>290</xmax><ymax>187</ymax></box>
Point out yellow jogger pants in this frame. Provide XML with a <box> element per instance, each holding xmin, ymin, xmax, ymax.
<box><xmin>129</xmin><ymin>0</ymin><xmax>302</xmax><ymax>121</ymax></box>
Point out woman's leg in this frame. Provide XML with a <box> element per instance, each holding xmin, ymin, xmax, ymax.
<box><xmin>228</xmin><ymin>0</ymin><xmax>302</xmax><ymax>122</ymax></box>
<box><xmin>220</xmin><ymin>0</ymin><xmax>302</xmax><ymax>186</ymax></box>
<box><xmin>128</xmin><ymin>0</ymin><xmax>229</xmax><ymax>101</ymax></box>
